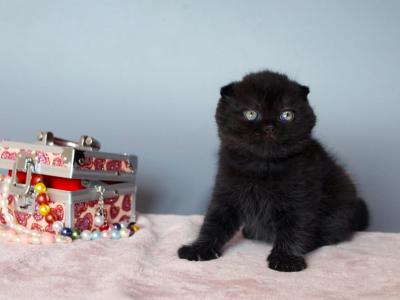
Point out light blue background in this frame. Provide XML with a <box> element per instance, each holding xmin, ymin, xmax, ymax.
<box><xmin>0</xmin><ymin>1</ymin><xmax>399</xmax><ymax>232</ymax></box>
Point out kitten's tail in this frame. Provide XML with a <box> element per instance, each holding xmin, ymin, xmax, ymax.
<box><xmin>352</xmin><ymin>198</ymin><xmax>369</xmax><ymax>231</ymax></box>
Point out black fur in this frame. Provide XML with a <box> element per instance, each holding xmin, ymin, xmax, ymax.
<box><xmin>178</xmin><ymin>70</ymin><xmax>369</xmax><ymax>272</ymax></box>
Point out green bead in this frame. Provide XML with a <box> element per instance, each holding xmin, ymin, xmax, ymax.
<box><xmin>71</xmin><ymin>229</ymin><xmax>81</xmax><ymax>240</ymax></box>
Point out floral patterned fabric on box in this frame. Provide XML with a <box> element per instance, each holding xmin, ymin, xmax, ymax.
<box><xmin>73</xmin><ymin>194</ymin><xmax>134</xmax><ymax>231</ymax></box>
<box><xmin>0</xmin><ymin>146</ymin><xmax>67</xmax><ymax>167</ymax></box>
<box><xmin>0</xmin><ymin>176</ymin><xmax>134</xmax><ymax>232</ymax></box>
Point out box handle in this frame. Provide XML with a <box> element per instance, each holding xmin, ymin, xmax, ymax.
<box><xmin>37</xmin><ymin>131</ymin><xmax>101</xmax><ymax>151</ymax></box>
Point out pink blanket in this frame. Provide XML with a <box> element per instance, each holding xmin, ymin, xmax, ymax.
<box><xmin>0</xmin><ymin>213</ymin><xmax>399</xmax><ymax>300</ymax></box>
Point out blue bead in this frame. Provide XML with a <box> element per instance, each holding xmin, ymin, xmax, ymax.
<box><xmin>111</xmin><ymin>230</ymin><xmax>121</xmax><ymax>240</ymax></box>
<box><xmin>60</xmin><ymin>227</ymin><xmax>72</xmax><ymax>237</ymax></box>
<box><xmin>112</xmin><ymin>223</ymin><xmax>122</xmax><ymax>231</ymax></box>
<box><xmin>91</xmin><ymin>230</ymin><xmax>101</xmax><ymax>240</ymax></box>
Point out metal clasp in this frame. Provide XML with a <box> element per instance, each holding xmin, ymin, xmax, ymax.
<box><xmin>10</xmin><ymin>154</ymin><xmax>37</xmax><ymax>213</ymax></box>
<box><xmin>10</xmin><ymin>154</ymin><xmax>36</xmax><ymax>196</ymax></box>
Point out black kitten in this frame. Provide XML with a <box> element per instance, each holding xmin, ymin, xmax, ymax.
<box><xmin>178</xmin><ymin>70</ymin><xmax>369</xmax><ymax>272</ymax></box>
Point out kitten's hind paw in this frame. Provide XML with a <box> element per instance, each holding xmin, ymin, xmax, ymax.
<box><xmin>178</xmin><ymin>244</ymin><xmax>221</xmax><ymax>261</ymax></box>
<box><xmin>267</xmin><ymin>252</ymin><xmax>307</xmax><ymax>272</ymax></box>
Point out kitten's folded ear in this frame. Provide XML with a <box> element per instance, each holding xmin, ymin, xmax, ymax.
<box><xmin>300</xmin><ymin>85</ymin><xmax>310</xmax><ymax>96</ymax></box>
<box><xmin>220</xmin><ymin>82</ymin><xmax>236</xmax><ymax>98</ymax></box>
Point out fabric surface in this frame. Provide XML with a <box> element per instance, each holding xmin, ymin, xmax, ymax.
<box><xmin>0</xmin><ymin>213</ymin><xmax>399</xmax><ymax>300</ymax></box>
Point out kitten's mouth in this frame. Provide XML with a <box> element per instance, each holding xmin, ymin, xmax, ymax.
<box><xmin>265</xmin><ymin>133</ymin><xmax>277</xmax><ymax>141</ymax></box>
<box><xmin>254</xmin><ymin>132</ymin><xmax>277</xmax><ymax>142</ymax></box>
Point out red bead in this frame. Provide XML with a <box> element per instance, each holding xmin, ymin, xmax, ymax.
<box><xmin>32</xmin><ymin>175</ymin><xmax>44</xmax><ymax>185</ymax></box>
<box><xmin>36</xmin><ymin>194</ymin><xmax>49</xmax><ymax>205</ymax></box>
<box><xmin>99</xmin><ymin>224</ymin><xmax>109</xmax><ymax>232</ymax></box>
<box><xmin>45</xmin><ymin>212</ymin><xmax>56</xmax><ymax>224</ymax></box>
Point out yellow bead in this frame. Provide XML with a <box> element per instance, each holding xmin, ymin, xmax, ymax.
<box><xmin>133</xmin><ymin>224</ymin><xmax>140</xmax><ymax>232</ymax></box>
<box><xmin>38</xmin><ymin>204</ymin><xmax>51</xmax><ymax>216</ymax></box>
<box><xmin>34</xmin><ymin>182</ymin><xmax>47</xmax><ymax>194</ymax></box>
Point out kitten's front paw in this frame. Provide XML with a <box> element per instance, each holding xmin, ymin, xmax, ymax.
<box><xmin>242</xmin><ymin>226</ymin><xmax>256</xmax><ymax>240</ymax></box>
<box><xmin>267</xmin><ymin>252</ymin><xmax>307</xmax><ymax>272</ymax></box>
<box><xmin>178</xmin><ymin>244</ymin><xmax>221</xmax><ymax>261</ymax></box>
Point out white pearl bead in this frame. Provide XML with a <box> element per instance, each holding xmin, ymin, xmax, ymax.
<box><xmin>55</xmin><ymin>235</ymin><xmax>64</xmax><ymax>243</ymax></box>
<box><xmin>91</xmin><ymin>230</ymin><xmax>101</xmax><ymax>240</ymax></box>
<box><xmin>101</xmin><ymin>231</ymin><xmax>110</xmax><ymax>239</ymax></box>
<box><xmin>15</xmin><ymin>224</ymin><xmax>25</xmax><ymax>233</ymax></box>
<box><xmin>0</xmin><ymin>231</ymin><xmax>7</xmax><ymax>238</ymax></box>
<box><xmin>31</xmin><ymin>231</ymin><xmax>41</xmax><ymax>238</ymax></box>
<box><xmin>94</xmin><ymin>215</ymin><xmax>105</xmax><ymax>226</ymax></box>
<box><xmin>0</xmin><ymin>198</ymin><xmax>8</xmax><ymax>208</ymax></box>
<box><xmin>120</xmin><ymin>228</ymin><xmax>130</xmax><ymax>238</ymax></box>
<box><xmin>52</xmin><ymin>221</ymin><xmax>63</xmax><ymax>232</ymax></box>
<box><xmin>81</xmin><ymin>230</ymin><xmax>92</xmax><ymax>241</ymax></box>
<box><xmin>23</xmin><ymin>228</ymin><xmax>31</xmax><ymax>235</ymax></box>
<box><xmin>110</xmin><ymin>230</ymin><xmax>121</xmax><ymax>240</ymax></box>
<box><xmin>2</xmin><ymin>184</ymin><xmax>9</xmax><ymax>193</ymax></box>
<box><xmin>4</xmin><ymin>213</ymin><xmax>13</xmax><ymax>223</ymax></box>
<box><xmin>31</xmin><ymin>236</ymin><xmax>41</xmax><ymax>244</ymax></box>
<box><xmin>119</xmin><ymin>221</ymin><xmax>129</xmax><ymax>229</ymax></box>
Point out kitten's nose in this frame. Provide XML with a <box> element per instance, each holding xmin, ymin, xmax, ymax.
<box><xmin>263</xmin><ymin>125</ymin><xmax>275</xmax><ymax>134</ymax></box>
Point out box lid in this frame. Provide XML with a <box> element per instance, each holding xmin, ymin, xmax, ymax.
<box><xmin>0</xmin><ymin>131</ymin><xmax>137</xmax><ymax>183</ymax></box>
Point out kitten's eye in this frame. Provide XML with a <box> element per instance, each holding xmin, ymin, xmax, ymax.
<box><xmin>279</xmin><ymin>110</ymin><xmax>295</xmax><ymax>122</ymax></box>
<box><xmin>243</xmin><ymin>110</ymin><xmax>260</xmax><ymax>121</ymax></box>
